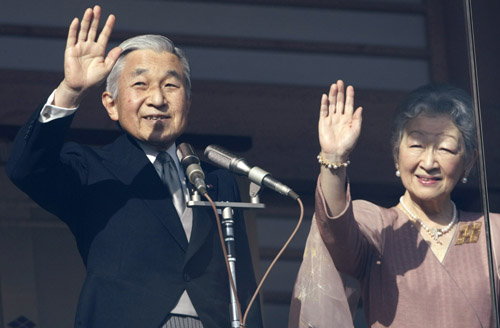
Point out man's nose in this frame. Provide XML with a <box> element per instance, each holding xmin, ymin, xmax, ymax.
<box><xmin>147</xmin><ymin>87</ymin><xmax>166</xmax><ymax>107</ymax></box>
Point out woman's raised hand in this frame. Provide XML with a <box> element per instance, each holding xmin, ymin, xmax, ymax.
<box><xmin>54</xmin><ymin>5</ymin><xmax>122</xmax><ymax>108</ymax></box>
<box><xmin>318</xmin><ymin>80</ymin><xmax>363</xmax><ymax>163</ymax></box>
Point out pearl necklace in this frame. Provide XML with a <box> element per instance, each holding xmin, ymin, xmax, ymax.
<box><xmin>399</xmin><ymin>196</ymin><xmax>457</xmax><ymax>242</ymax></box>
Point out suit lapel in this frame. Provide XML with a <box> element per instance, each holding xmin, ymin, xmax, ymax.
<box><xmin>102</xmin><ymin>134</ymin><xmax>188</xmax><ymax>251</ymax></box>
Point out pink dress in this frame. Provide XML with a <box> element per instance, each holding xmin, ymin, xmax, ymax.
<box><xmin>290</xmin><ymin>181</ymin><xmax>500</xmax><ymax>328</ymax></box>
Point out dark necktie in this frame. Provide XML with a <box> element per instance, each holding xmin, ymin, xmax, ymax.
<box><xmin>156</xmin><ymin>152</ymin><xmax>186</xmax><ymax>217</ymax></box>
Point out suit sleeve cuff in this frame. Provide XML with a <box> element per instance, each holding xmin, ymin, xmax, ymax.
<box><xmin>38</xmin><ymin>90</ymin><xmax>79</xmax><ymax>123</ymax></box>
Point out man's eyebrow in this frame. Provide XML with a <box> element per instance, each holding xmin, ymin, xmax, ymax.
<box><xmin>131</xmin><ymin>68</ymin><xmax>148</xmax><ymax>77</ymax></box>
<box><xmin>165</xmin><ymin>70</ymin><xmax>182</xmax><ymax>80</ymax></box>
<box><xmin>130</xmin><ymin>69</ymin><xmax>182</xmax><ymax>80</ymax></box>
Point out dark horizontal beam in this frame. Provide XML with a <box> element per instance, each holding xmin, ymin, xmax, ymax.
<box><xmin>171</xmin><ymin>34</ymin><xmax>428</xmax><ymax>59</ymax></box>
<box><xmin>0</xmin><ymin>24</ymin><xmax>428</xmax><ymax>59</ymax></box>
<box><xmin>167</xmin><ymin>0</ymin><xmax>426</xmax><ymax>14</ymax></box>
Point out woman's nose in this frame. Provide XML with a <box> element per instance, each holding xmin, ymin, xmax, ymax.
<box><xmin>420</xmin><ymin>149</ymin><xmax>439</xmax><ymax>170</ymax></box>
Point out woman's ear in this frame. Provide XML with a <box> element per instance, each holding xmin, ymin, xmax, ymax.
<box><xmin>102</xmin><ymin>91</ymin><xmax>119</xmax><ymax>121</ymax></box>
<box><xmin>464</xmin><ymin>149</ymin><xmax>479</xmax><ymax>177</ymax></box>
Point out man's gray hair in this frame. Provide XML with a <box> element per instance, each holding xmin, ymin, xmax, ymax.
<box><xmin>391</xmin><ymin>84</ymin><xmax>477</xmax><ymax>163</ymax></box>
<box><xmin>106</xmin><ymin>35</ymin><xmax>191</xmax><ymax>99</ymax></box>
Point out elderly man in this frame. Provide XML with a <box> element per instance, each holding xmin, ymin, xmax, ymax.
<box><xmin>6</xmin><ymin>6</ymin><xmax>262</xmax><ymax>328</ymax></box>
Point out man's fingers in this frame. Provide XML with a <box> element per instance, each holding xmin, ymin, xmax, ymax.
<box><xmin>78</xmin><ymin>8</ymin><xmax>93</xmax><ymax>41</ymax></box>
<box><xmin>66</xmin><ymin>17</ymin><xmax>79</xmax><ymax>48</ymax></box>
<box><xmin>105</xmin><ymin>46</ymin><xmax>123</xmax><ymax>70</ymax></box>
<box><xmin>87</xmin><ymin>6</ymin><xmax>102</xmax><ymax>41</ymax></box>
<box><xmin>97</xmin><ymin>14</ymin><xmax>116</xmax><ymax>46</ymax></box>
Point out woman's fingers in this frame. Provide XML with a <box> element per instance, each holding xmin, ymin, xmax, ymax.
<box><xmin>320</xmin><ymin>94</ymin><xmax>329</xmax><ymax>118</ymax></box>
<box><xmin>353</xmin><ymin>106</ymin><xmax>363</xmax><ymax>128</ymax></box>
<box><xmin>336</xmin><ymin>80</ymin><xmax>345</xmax><ymax>114</ymax></box>
<box><xmin>328</xmin><ymin>83</ymin><xmax>337</xmax><ymax>114</ymax></box>
<box><xmin>345</xmin><ymin>85</ymin><xmax>355</xmax><ymax>116</ymax></box>
<box><xmin>323</xmin><ymin>81</ymin><xmax>359</xmax><ymax>121</ymax></box>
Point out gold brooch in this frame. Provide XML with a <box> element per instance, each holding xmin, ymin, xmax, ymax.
<box><xmin>455</xmin><ymin>222</ymin><xmax>482</xmax><ymax>245</ymax></box>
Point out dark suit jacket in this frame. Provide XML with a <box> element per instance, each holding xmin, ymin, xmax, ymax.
<box><xmin>6</xmin><ymin>105</ymin><xmax>262</xmax><ymax>328</ymax></box>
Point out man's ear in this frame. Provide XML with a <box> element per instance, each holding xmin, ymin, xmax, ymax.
<box><xmin>102</xmin><ymin>91</ymin><xmax>119</xmax><ymax>121</ymax></box>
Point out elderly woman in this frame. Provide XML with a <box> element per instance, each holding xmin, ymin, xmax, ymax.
<box><xmin>290</xmin><ymin>81</ymin><xmax>500</xmax><ymax>327</ymax></box>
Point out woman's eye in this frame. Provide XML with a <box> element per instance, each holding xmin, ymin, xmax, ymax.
<box><xmin>440</xmin><ymin>148</ymin><xmax>455</xmax><ymax>154</ymax></box>
<box><xmin>133</xmin><ymin>82</ymin><xmax>146</xmax><ymax>86</ymax></box>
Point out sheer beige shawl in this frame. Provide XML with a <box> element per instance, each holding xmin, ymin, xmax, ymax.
<box><xmin>288</xmin><ymin>215</ymin><xmax>358</xmax><ymax>328</ymax></box>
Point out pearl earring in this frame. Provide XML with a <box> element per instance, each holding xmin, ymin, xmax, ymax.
<box><xmin>395</xmin><ymin>170</ymin><xmax>401</xmax><ymax>177</ymax></box>
<box><xmin>462</xmin><ymin>176</ymin><xmax>468</xmax><ymax>184</ymax></box>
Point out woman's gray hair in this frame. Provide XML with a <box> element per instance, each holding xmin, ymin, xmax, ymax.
<box><xmin>391</xmin><ymin>84</ymin><xmax>477</xmax><ymax>162</ymax></box>
<box><xmin>106</xmin><ymin>34</ymin><xmax>191</xmax><ymax>99</ymax></box>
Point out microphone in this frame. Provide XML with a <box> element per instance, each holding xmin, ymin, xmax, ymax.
<box><xmin>176</xmin><ymin>143</ymin><xmax>207</xmax><ymax>195</ymax></box>
<box><xmin>204</xmin><ymin>145</ymin><xmax>299</xmax><ymax>200</ymax></box>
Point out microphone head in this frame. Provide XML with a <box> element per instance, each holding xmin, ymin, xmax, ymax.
<box><xmin>204</xmin><ymin>145</ymin><xmax>234</xmax><ymax>170</ymax></box>
<box><xmin>204</xmin><ymin>145</ymin><xmax>299</xmax><ymax>199</ymax></box>
<box><xmin>176</xmin><ymin>142</ymin><xmax>200</xmax><ymax>169</ymax></box>
<box><xmin>177</xmin><ymin>142</ymin><xmax>207</xmax><ymax>194</ymax></box>
<box><xmin>204</xmin><ymin>144</ymin><xmax>253</xmax><ymax>176</ymax></box>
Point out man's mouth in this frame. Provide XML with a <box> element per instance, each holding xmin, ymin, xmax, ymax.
<box><xmin>144</xmin><ymin>115</ymin><xmax>169</xmax><ymax>121</ymax></box>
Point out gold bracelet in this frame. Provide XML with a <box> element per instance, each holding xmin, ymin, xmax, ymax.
<box><xmin>317</xmin><ymin>152</ymin><xmax>350</xmax><ymax>169</ymax></box>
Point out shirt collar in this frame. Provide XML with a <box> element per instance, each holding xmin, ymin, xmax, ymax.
<box><xmin>136</xmin><ymin>141</ymin><xmax>182</xmax><ymax>173</ymax></box>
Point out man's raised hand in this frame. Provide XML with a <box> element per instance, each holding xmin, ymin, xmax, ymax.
<box><xmin>54</xmin><ymin>5</ymin><xmax>122</xmax><ymax>108</ymax></box>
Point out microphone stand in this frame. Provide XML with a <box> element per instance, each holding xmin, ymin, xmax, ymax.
<box><xmin>187</xmin><ymin>182</ymin><xmax>265</xmax><ymax>328</ymax></box>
